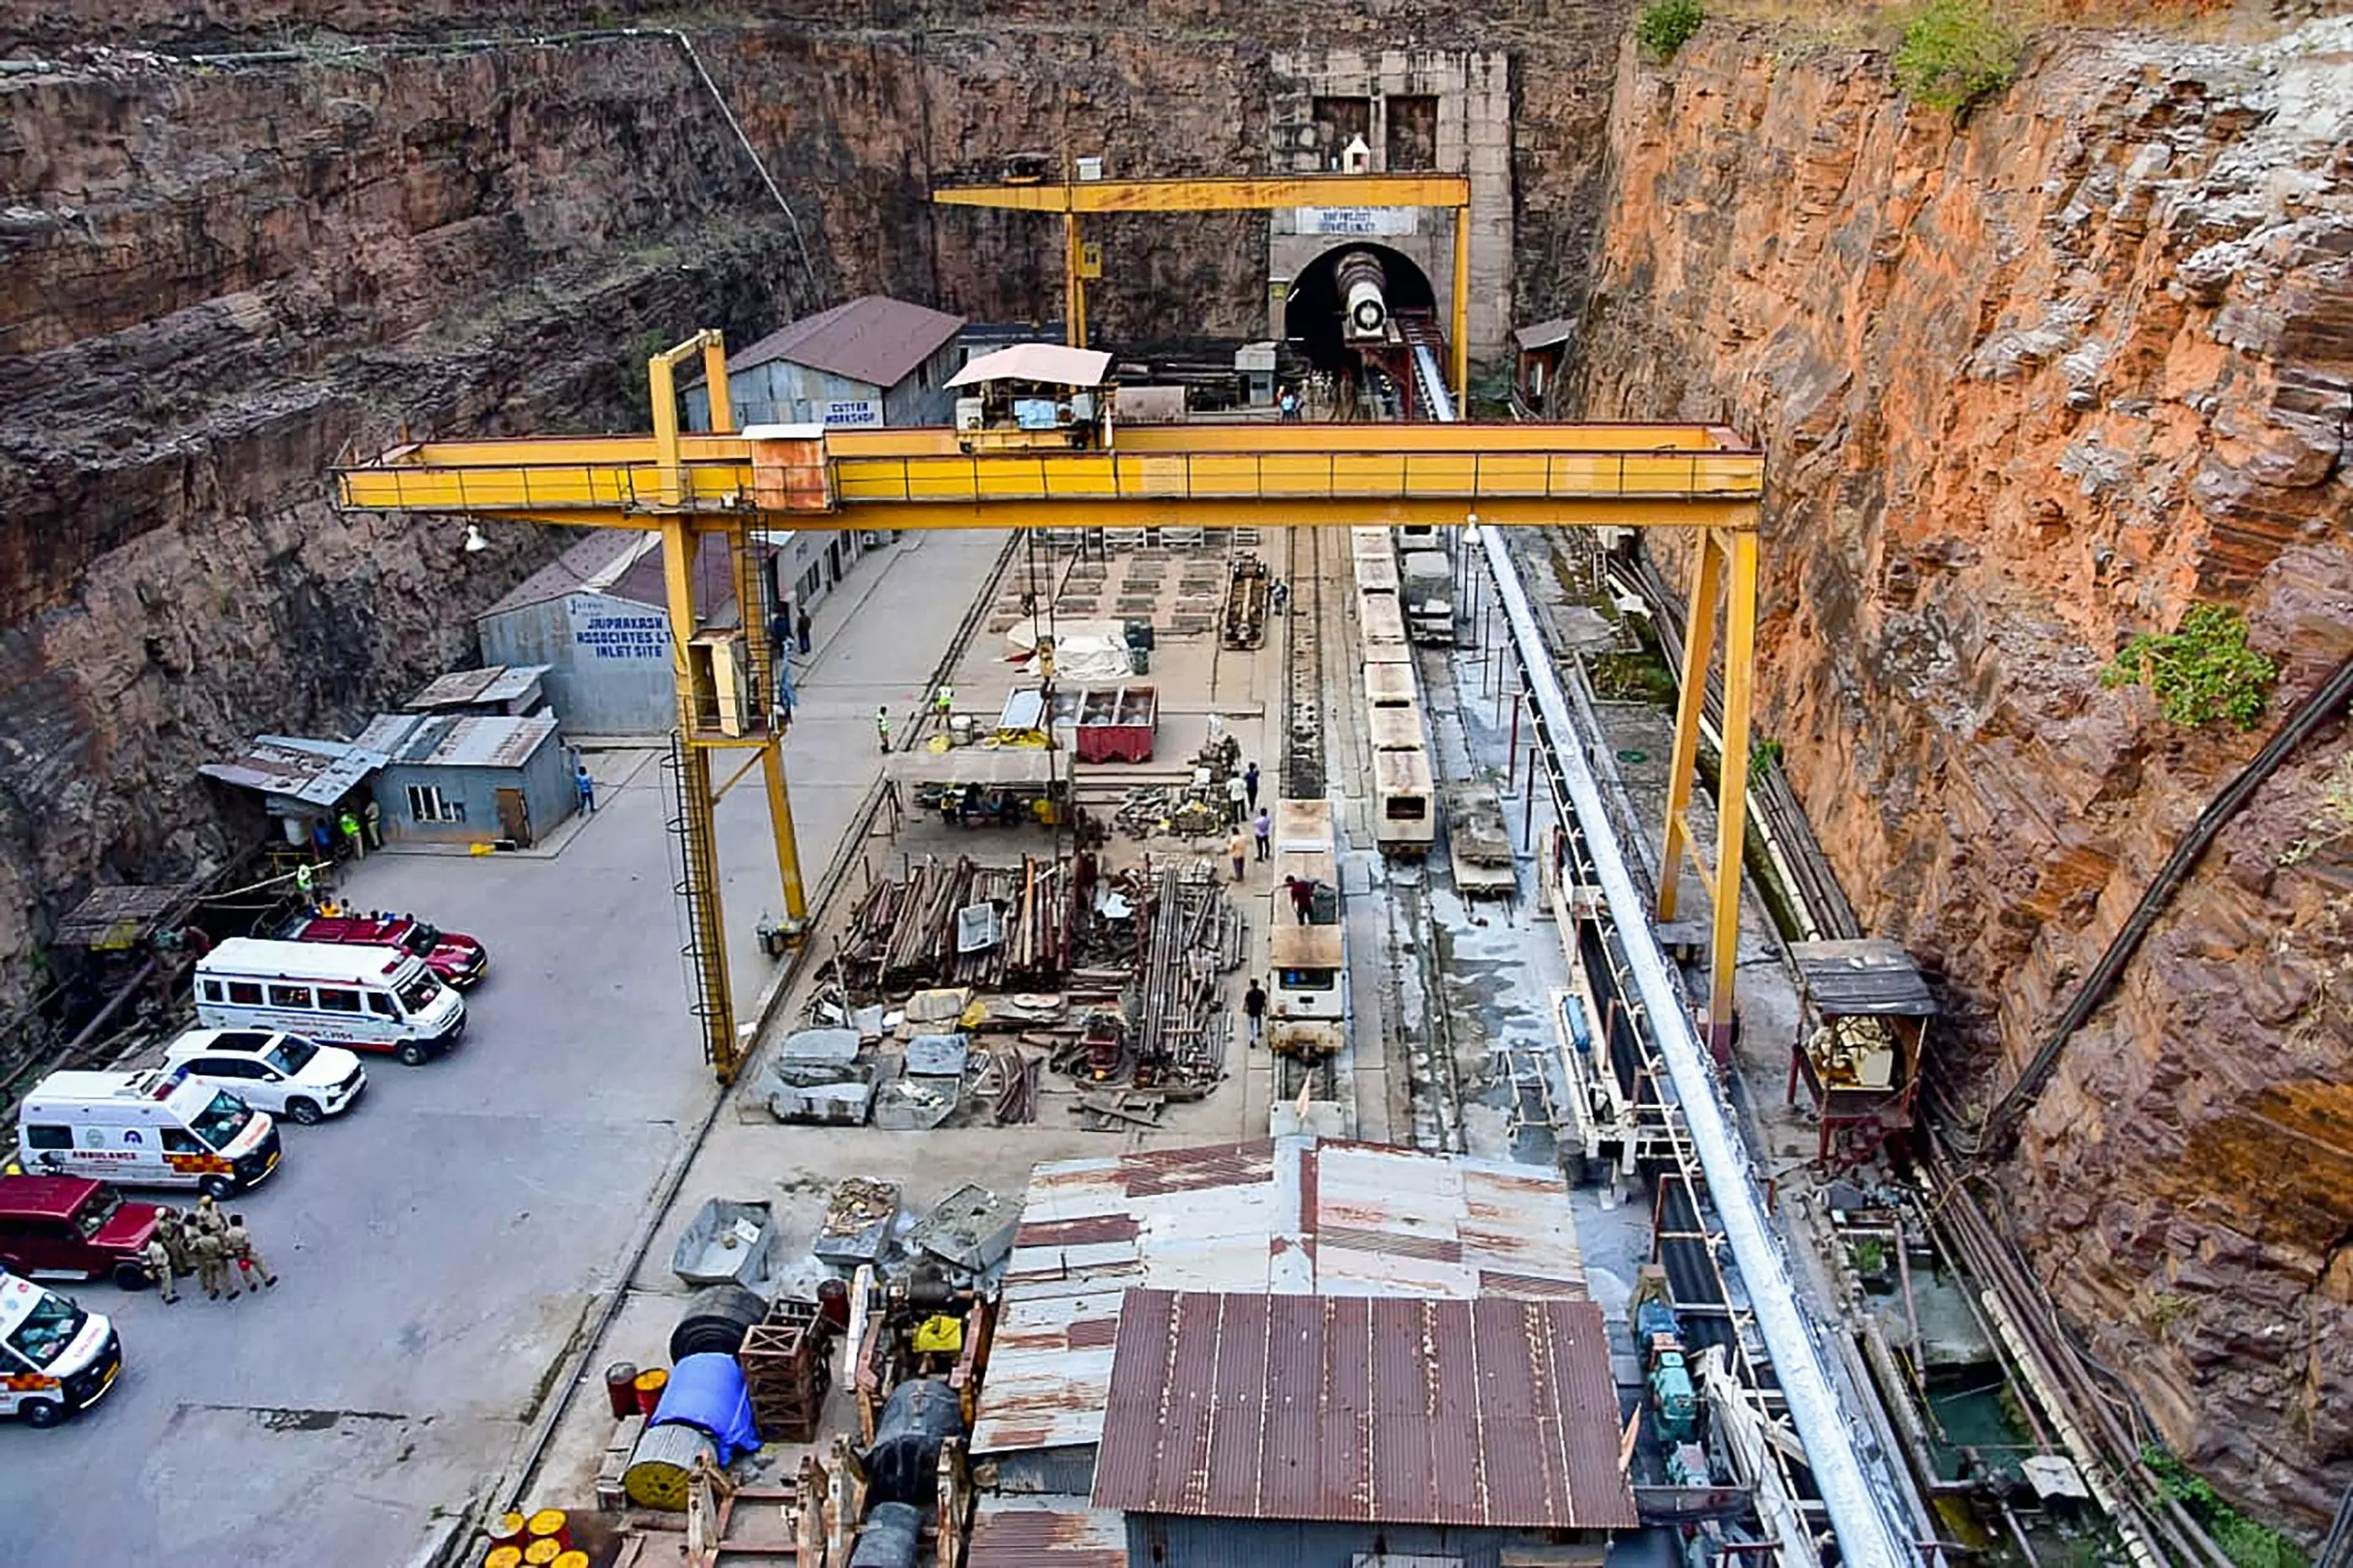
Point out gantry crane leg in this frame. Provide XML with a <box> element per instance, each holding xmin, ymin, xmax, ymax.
<box><xmin>1656</xmin><ymin>521</ymin><xmax>1760</xmax><ymax>1065</ymax></box>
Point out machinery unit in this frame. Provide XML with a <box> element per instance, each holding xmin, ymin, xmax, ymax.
<box><xmin>1334</xmin><ymin>250</ymin><xmax>1391</xmax><ymax>344</ymax></box>
<box><xmin>1806</xmin><ymin>1015</ymin><xmax>1898</xmax><ymax>1091</ymax></box>
<box><xmin>1633</xmin><ymin>1266</ymin><xmax>1700</xmax><ymax>1444</ymax></box>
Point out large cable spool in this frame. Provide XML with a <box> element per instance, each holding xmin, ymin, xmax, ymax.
<box><xmin>1334</xmin><ymin>250</ymin><xmax>1390</xmax><ymax>341</ymax></box>
<box><xmin>669</xmin><ymin>1282</ymin><xmax>769</xmax><ymax>1362</ymax></box>
<box><xmin>623</xmin><ymin>1422</ymin><xmax>717</xmax><ymax>1511</ymax></box>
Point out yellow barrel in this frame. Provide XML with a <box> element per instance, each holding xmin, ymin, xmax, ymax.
<box><xmin>632</xmin><ymin>1367</ymin><xmax>670</xmax><ymax>1416</ymax></box>
<box><xmin>489</xmin><ymin>1511</ymin><xmax>529</xmax><ymax>1548</ymax></box>
<box><xmin>552</xmin><ymin>1555</ymin><xmax>589</xmax><ymax>1568</ymax></box>
<box><xmin>522</xmin><ymin>1544</ymin><xmax>562</xmax><ymax>1567</ymax></box>
<box><xmin>483</xmin><ymin>1549</ymin><xmax>523</xmax><ymax>1568</ymax></box>
<box><xmin>524</xmin><ymin>1509</ymin><xmax>571</xmax><ymax>1550</ymax></box>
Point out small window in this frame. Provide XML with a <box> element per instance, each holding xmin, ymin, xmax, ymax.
<box><xmin>229</xmin><ymin>981</ymin><xmax>265</xmax><ymax>1006</ymax></box>
<box><xmin>200</xmin><ymin>980</ymin><xmax>224</xmax><ymax>1003</ymax></box>
<box><xmin>366</xmin><ymin>993</ymin><xmax>398</xmax><ymax>1018</ymax></box>
<box><xmin>267</xmin><ymin>985</ymin><xmax>313</xmax><ymax>1009</ymax></box>
<box><xmin>318</xmin><ymin>987</ymin><xmax>362</xmax><ymax>1014</ymax></box>
<box><xmin>161</xmin><ymin>1129</ymin><xmax>203</xmax><ymax>1155</ymax></box>
<box><xmin>25</xmin><ymin>1125</ymin><xmax>72</xmax><ymax>1151</ymax></box>
<box><xmin>1384</xmin><ymin>797</ymin><xmax>1428</xmax><ymax>822</ymax></box>
<box><xmin>1278</xmin><ymin>967</ymin><xmax>1340</xmax><ymax>991</ymax></box>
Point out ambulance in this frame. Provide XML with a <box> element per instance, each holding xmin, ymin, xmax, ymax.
<box><xmin>0</xmin><ymin>1271</ymin><xmax>124</xmax><ymax>1427</ymax></box>
<box><xmin>16</xmin><ymin>1066</ymin><xmax>283</xmax><ymax>1197</ymax></box>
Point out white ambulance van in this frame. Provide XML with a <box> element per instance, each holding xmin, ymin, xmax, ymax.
<box><xmin>17</xmin><ymin>1068</ymin><xmax>283</xmax><ymax>1198</ymax></box>
<box><xmin>194</xmin><ymin>937</ymin><xmax>467</xmax><ymax>1066</ymax></box>
<box><xmin>0</xmin><ymin>1271</ymin><xmax>123</xmax><ymax>1427</ymax></box>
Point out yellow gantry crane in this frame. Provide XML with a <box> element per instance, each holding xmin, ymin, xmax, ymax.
<box><xmin>931</xmin><ymin>174</ymin><xmax>1476</xmax><ymax>409</ymax></box>
<box><xmin>336</xmin><ymin>334</ymin><xmax>1766</xmax><ymax>1079</ymax></box>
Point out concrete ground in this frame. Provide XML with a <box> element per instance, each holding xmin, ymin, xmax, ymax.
<box><xmin>0</xmin><ymin>527</ymin><xmax>1009</xmax><ymax>1568</ymax></box>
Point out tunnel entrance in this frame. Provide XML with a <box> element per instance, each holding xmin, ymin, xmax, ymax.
<box><xmin>1284</xmin><ymin>242</ymin><xmax>1437</xmax><ymax>372</ymax></box>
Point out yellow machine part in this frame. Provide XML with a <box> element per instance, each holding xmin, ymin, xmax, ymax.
<box><xmin>913</xmin><ymin>1313</ymin><xmax>966</xmax><ymax>1355</ymax></box>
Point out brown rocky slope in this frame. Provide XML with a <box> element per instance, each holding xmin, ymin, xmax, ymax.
<box><xmin>1570</xmin><ymin>17</ymin><xmax>2352</xmax><ymax>1528</ymax></box>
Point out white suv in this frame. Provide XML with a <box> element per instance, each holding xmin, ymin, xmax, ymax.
<box><xmin>161</xmin><ymin>1029</ymin><xmax>367</xmax><ymax>1125</ymax></box>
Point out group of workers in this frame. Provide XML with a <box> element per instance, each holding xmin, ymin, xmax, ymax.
<box><xmin>877</xmin><ymin>685</ymin><xmax>958</xmax><ymax>755</ymax></box>
<box><xmin>141</xmin><ymin>1195</ymin><xmax>279</xmax><ymax>1303</ymax></box>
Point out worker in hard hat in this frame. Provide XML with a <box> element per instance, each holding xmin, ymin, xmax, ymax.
<box><xmin>934</xmin><ymin>684</ymin><xmax>954</xmax><ymax>718</ymax></box>
<box><xmin>876</xmin><ymin>707</ymin><xmax>892</xmax><ymax>754</ymax></box>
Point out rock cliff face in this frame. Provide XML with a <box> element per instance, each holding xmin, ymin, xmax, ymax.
<box><xmin>1571</xmin><ymin>18</ymin><xmax>2353</xmax><ymax>1525</ymax></box>
<box><xmin>0</xmin><ymin>39</ymin><xmax>799</xmax><ymax>981</ymax></box>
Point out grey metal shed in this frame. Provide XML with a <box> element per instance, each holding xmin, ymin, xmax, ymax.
<box><xmin>366</xmin><ymin>713</ymin><xmax>573</xmax><ymax>848</ymax></box>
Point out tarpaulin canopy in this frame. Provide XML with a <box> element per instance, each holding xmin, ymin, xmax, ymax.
<box><xmin>650</xmin><ymin>1351</ymin><xmax>762</xmax><ymax>1461</ymax></box>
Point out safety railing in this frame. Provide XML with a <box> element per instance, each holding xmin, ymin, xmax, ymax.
<box><xmin>336</xmin><ymin>445</ymin><xmax>1764</xmax><ymax>516</ymax></box>
<box><xmin>830</xmin><ymin>445</ymin><xmax>1764</xmax><ymax>505</ymax></box>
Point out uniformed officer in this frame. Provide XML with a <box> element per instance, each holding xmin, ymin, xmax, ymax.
<box><xmin>224</xmin><ymin>1214</ymin><xmax>276</xmax><ymax>1290</ymax></box>
<box><xmin>192</xmin><ymin>1193</ymin><xmax>227</xmax><ymax>1238</ymax></box>
<box><xmin>143</xmin><ymin>1234</ymin><xmax>179</xmax><ymax>1303</ymax></box>
<box><xmin>191</xmin><ymin>1227</ymin><xmax>237</xmax><ymax>1300</ymax></box>
<box><xmin>155</xmin><ymin>1208</ymin><xmax>194</xmax><ymax>1276</ymax></box>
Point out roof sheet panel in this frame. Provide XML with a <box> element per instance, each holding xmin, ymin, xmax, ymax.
<box><xmin>967</xmin><ymin>1502</ymin><xmax>1129</xmax><ymax>1568</ymax></box>
<box><xmin>729</xmin><ymin>295</ymin><xmax>965</xmax><ymax>387</ymax></box>
<box><xmin>1092</xmin><ymin>1290</ymin><xmax>1633</xmax><ymax>1529</ymax></box>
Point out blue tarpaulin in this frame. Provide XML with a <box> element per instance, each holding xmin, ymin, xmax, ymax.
<box><xmin>650</xmin><ymin>1351</ymin><xmax>761</xmax><ymax>1461</ymax></box>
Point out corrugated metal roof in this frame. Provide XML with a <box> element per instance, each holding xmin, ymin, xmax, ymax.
<box><xmin>1514</xmin><ymin>317</ymin><xmax>1578</xmax><ymax>351</ymax></box>
<box><xmin>476</xmin><ymin>530</ymin><xmax>660</xmax><ymax>619</ymax></box>
<box><xmin>1092</xmin><ymin>1291</ymin><xmax>1636</xmax><ymax>1530</ymax></box>
<box><xmin>947</xmin><ymin>343</ymin><xmax>1113</xmax><ymax>389</ymax></box>
<box><xmin>1792</xmin><ymin>938</ymin><xmax>1938</xmax><ymax>1018</ymax></box>
<box><xmin>392</xmin><ymin>714</ymin><xmax>559</xmax><ymax>770</ymax></box>
<box><xmin>967</xmin><ymin>1500</ymin><xmax>1128</xmax><ymax>1566</ymax></box>
<box><xmin>404</xmin><ymin>664</ymin><xmax>549</xmax><ymax>711</ymax></box>
<box><xmin>727</xmin><ymin>295</ymin><xmax>965</xmax><ymax>388</ymax></box>
<box><xmin>199</xmin><ymin>733</ymin><xmax>386</xmax><ymax>808</ymax></box>
<box><xmin>970</xmin><ymin>1137</ymin><xmax>1586</xmax><ymax>1459</ymax></box>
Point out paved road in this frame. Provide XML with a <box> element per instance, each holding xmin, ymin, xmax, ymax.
<box><xmin>0</xmin><ymin>528</ymin><xmax>1006</xmax><ymax>1567</ymax></box>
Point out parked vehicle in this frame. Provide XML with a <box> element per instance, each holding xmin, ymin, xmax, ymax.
<box><xmin>0</xmin><ymin>1176</ymin><xmax>163</xmax><ymax>1290</ymax></box>
<box><xmin>17</xmin><ymin>1069</ymin><xmax>282</xmax><ymax>1198</ymax></box>
<box><xmin>276</xmin><ymin>910</ymin><xmax>489</xmax><ymax>989</ymax></box>
<box><xmin>162</xmin><ymin>1029</ymin><xmax>366</xmax><ymax>1125</ymax></box>
<box><xmin>194</xmin><ymin>938</ymin><xmax>466</xmax><ymax>1066</ymax></box>
<box><xmin>0</xmin><ymin>1272</ymin><xmax>124</xmax><ymax>1427</ymax></box>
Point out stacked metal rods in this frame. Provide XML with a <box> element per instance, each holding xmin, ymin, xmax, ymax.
<box><xmin>1130</xmin><ymin>864</ymin><xmax>1247</xmax><ymax>1090</ymax></box>
<box><xmin>842</xmin><ymin>856</ymin><xmax>1077</xmax><ymax>992</ymax></box>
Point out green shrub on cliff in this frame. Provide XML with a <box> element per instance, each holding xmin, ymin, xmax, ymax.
<box><xmin>1635</xmin><ymin>0</ymin><xmax>1705</xmax><ymax>62</ymax></box>
<box><xmin>2100</xmin><ymin>603</ymin><xmax>2279</xmax><ymax>732</ymax></box>
<box><xmin>1894</xmin><ymin>0</ymin><xmax>2019</xmax><ymax>114</ymax></box>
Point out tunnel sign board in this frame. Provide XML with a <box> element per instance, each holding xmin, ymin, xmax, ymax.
<box><xmin>1294</xmin><ymin>207</ymin><xmax>1419</xmax><ymax>237</ymax></box>
<box><xmin>569</xmin><ymin>600</ymin><xmax>669</xmax><ymax>661</ymax></box>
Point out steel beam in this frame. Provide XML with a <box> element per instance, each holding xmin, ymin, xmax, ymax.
<box><xmin>931</xmin><ymin>173</ymin><xmax>1471</xmax><ymax>213</ymax></box>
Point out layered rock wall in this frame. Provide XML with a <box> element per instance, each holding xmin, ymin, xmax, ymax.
<box><xmin>1571</xmin><ymin>18</ymin><xmax>2352</xmax><ymax>1525</ymax></box>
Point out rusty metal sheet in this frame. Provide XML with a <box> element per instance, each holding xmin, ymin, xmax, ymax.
<box><xmin>1121</xmin><ymin>1140</ymin><xmax>1273</xmax><ymax>1197</ymax></box>
<box><xmin>967</xmin><ymin>1501</ymin><xmax>1128</xmax><ymax>1567</ymax></box>
<box><xmin>1093</xmin><ymin>1290</ymin><xmax>1635</xmax><ymax>1529</ymax></box>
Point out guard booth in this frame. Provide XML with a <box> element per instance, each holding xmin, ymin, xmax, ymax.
<box><xmin>1785</xmin><ymin>938</ymin><xmax>1937</xmax><ymax>1173</ymax></box>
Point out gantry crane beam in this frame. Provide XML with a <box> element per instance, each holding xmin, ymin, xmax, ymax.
<box><xmin>335</xmin><ymin>332</ymin><xmax>1766</xmax><ymax>1081</ymax></box>
<box><xmin>933</xmin><ymin>173</ymin><xmax>1476</xmax><ymax>406</ymax></box>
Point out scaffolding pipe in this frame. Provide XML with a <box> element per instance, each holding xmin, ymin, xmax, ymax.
<box><xmin>1477</xmin><ymin>525</ymin><xmax>1913</xmax><ymax>1568</ymax></box>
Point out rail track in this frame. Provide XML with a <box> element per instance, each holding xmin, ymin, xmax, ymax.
<box><xmin>1281</xmin><ymin>522</ymin><xmax>1326</xmax><ymax>799</ymax></box>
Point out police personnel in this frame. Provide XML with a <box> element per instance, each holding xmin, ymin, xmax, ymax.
<box><xmin>143</xmin><ymin>1233</ymin><xmax>179</xmax><ymax>1304</ymax></box>
<box><xmin>191</xmin><ymin>1226</ymin><xmax>237</xmax><ymax>1301</ymax></box>
<box><xmin>224</xmin><ymin>1214</ymin><xmax>277</xmax><ymax>1290</ymax></box>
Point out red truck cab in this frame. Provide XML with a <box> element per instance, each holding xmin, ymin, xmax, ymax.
<box><xmin>279</xmin><ymin>911</ymin><xmax>489</xmax><ymax>988</ymax></box>
<box><xmin>0</xmin><ymin>1177</ymin><xmax>166</xmax><ymax>1291</ymax></box>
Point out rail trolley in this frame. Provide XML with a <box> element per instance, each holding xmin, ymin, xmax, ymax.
<box><xmin>1358</xmin><ymin>590</ymin><xmax>1409</xmax><ymax>662</ymax></box>
<box><xmin>1371</xmin><ymin>745</ymin><xmax>1436</xmax><ymax>857</ymax></box>
<box><xmin>1267</xmin><ymin>798</ymin><xmax>1346</xmax><ymax>1059</ymax></box>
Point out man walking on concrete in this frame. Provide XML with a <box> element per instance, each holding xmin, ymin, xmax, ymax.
<box><xmin>1243</xmin><ymin>978</ymin><xmax>1267</xmax><ymax>1047</ymax></box>
<box><xmin>1227</xmin><ymin>826</ymin><xmax>1249</xmax><ymax>882</ymax></box>
<box><xmin>876</xmin><ymin>707</ymin><xmax>892</xmax><ymax>754</ymax></box>
<box><xmin>1225</xmin><ymin>771</ymin><xmax>1246</xmax><ymax>826</ymax></box>
<box><xmin>934</xmin><ymin>684</ymin><xmax>954</xmax><ymax>720</ymax></box>
<box><xmin>362</xmin><ymin>798</ymin><xmax>382</xmax><ymax>850</ymax></box>
<box><xmin>575</xmin><ymin>762</ymin><xmax>597</xmax><ymax>814</ymax></box>
<box><xmin>1253</xmin><ymin>807</ymin><xmax>1271</xmax><ymax>862</ymax></box>
<box><xmin>1244</xmin><ymin>761</ymin><xmax>1261</xmax><ymax>811</ymax></box>
<box><xmin>796</xmin><ymin>606</ymin><xmax>813</xmax><ymax>655</ymax></box>
<box><xmin>225</xmin><ymin>1213</ymin><xmax>277</xmax><ymax>1290</ymax></box>
<box><xmin>339</xmin><ymin>808</ymin><xmax>365</xmax><ymax>860</ymax></box>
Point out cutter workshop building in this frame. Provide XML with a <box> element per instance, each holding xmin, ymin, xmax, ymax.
<box><xmin>965</xmin><ymin>1136</ymin><xmax>1636</xmax><ymax>1568</ymax></box>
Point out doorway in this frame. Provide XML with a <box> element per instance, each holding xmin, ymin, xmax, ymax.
<box><xmin>495</xmin><ymin>787</ymin><xmax>534</xmax><ymax>846</ymax></box>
